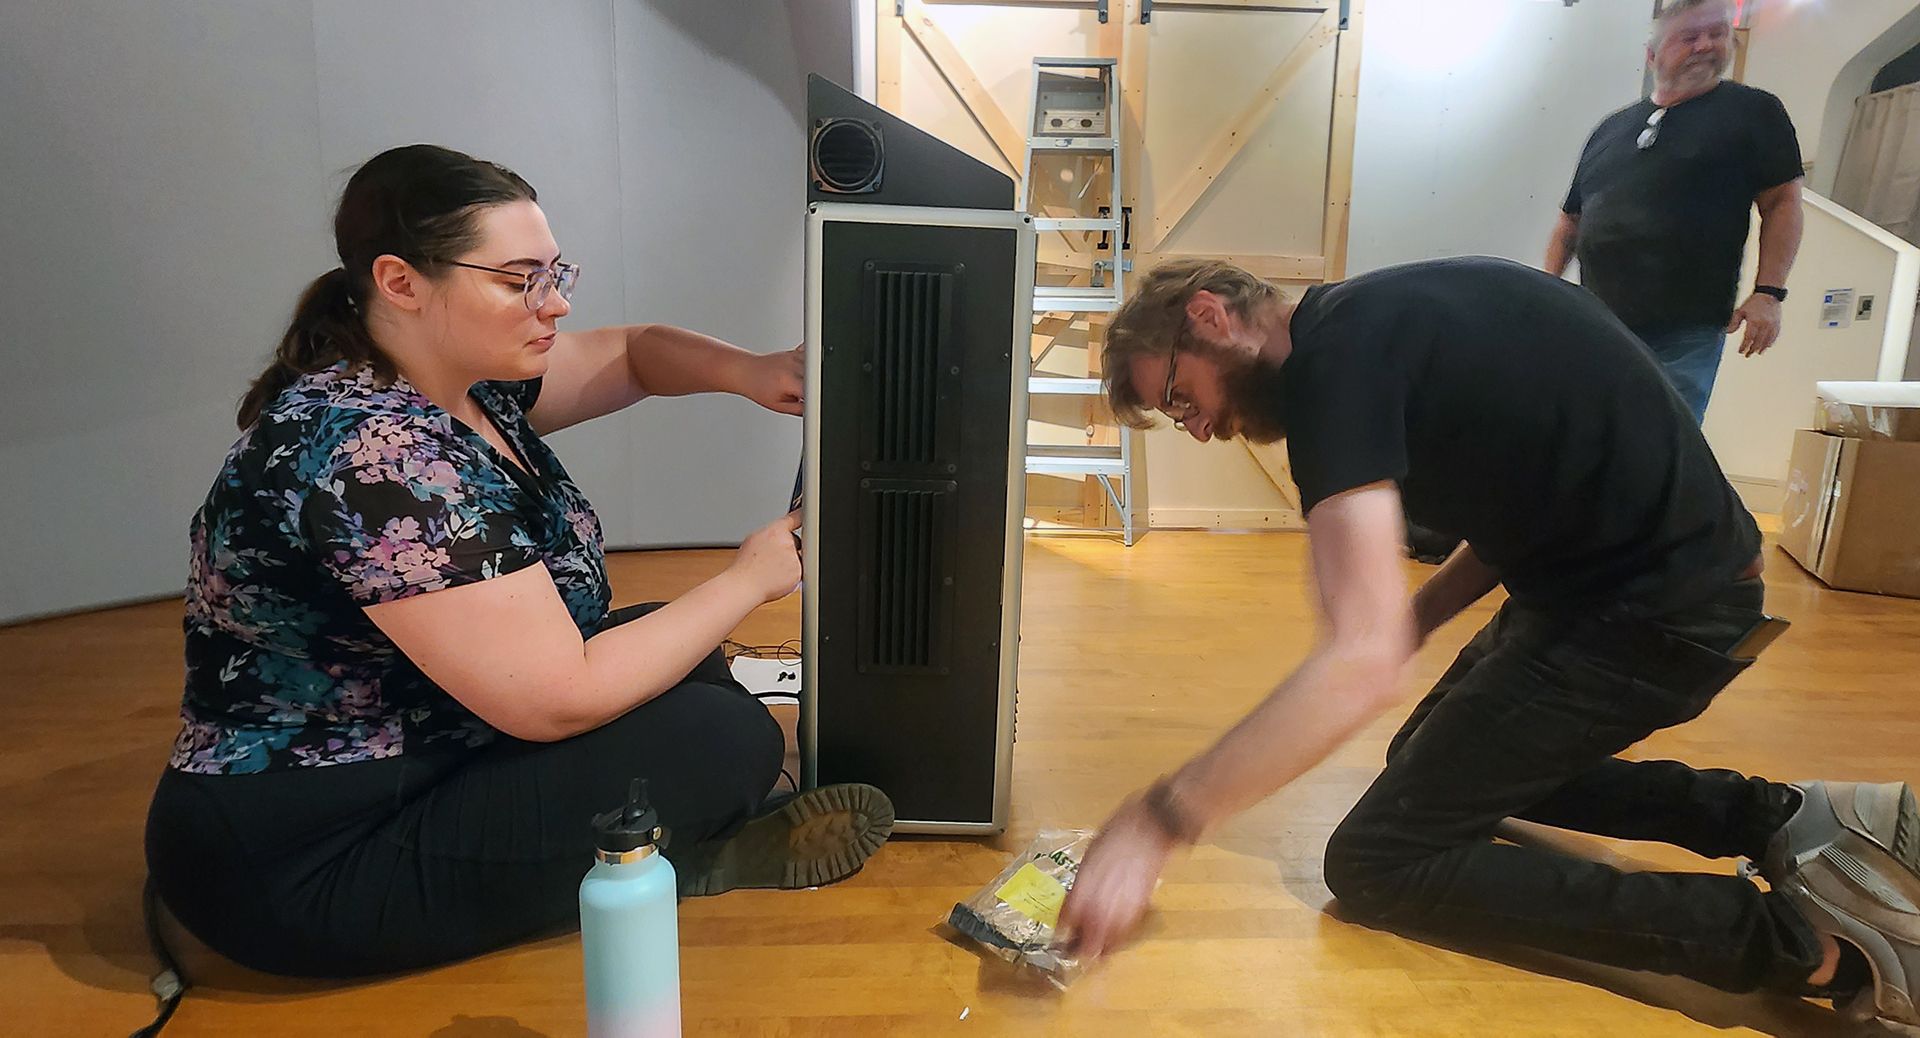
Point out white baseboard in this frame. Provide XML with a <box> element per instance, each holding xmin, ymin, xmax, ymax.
<box><xmin>1149</xmin><ymin>507</ymin><xmax>1306</xmax><ymax>531</ymax></box>
<box><xmin>1727</xmin><ymin>475</ymin><xmax>1785</xmax><ymax>517</ymax></box>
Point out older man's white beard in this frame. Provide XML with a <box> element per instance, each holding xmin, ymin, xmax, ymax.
<box><xmin>1698</xmin><ymin>51</ymin><xmax>1732</xmax><ymax>79</ymax></box>
<box><xmin>1667</xmin><ymin>52</ymin><xmax>1731</xmax><ymax>89</ymax></box>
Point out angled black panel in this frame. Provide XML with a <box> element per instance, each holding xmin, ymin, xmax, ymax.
<box><xmin>806</xmin><ymin>75</ymin><xmax>1014</xmax><ymax>210</ymax></box>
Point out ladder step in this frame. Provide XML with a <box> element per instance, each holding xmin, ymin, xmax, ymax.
<box><xmin>1034</xmin><ymin>287</ymin><xmax>1123</xmax><ymax>313</ymax></box>
<box><xmin>1026</xmin><ymin>445</ymin><xmax>1126</xmax><ymax>477</ymax></box>
<box><xmin>1034</xmin><ymin>56</ymin><xmax>1117</xmax><ymax>69</ymax></box>
<box><xmin>1033</xmin><ymin>217</ymin><xmax>1120</xmax><ymax>232</ymax></box>
<box><xmin>1029</xmin><ymin>376</ymin><xmax>1105</xmax><ymax>396</ymax></box>
<box><xmin>1029</xmin><ymin>136</ymin><xmax>1119</xmax><ymax>153</ymax></box>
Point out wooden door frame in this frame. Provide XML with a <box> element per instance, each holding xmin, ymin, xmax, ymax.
<box><xmin>876</xmin><ymin>0</ymin><xmax>1362</xmax><ymax>280</ymax></box>
<box><xmin>872</xmin><ymin>0</ymin><xmax>1365</xmax><ymax>529</ymax></box>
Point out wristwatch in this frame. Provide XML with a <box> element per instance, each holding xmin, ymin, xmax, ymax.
<box><xmin>1754</xmin><ymin>285</ymin><xmax>1788</xmax><ymax>301</ymax></box>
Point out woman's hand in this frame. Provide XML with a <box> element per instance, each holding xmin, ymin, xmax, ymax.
<box><xmin>727</xmin><ymin>512</ymin><xmax>803</xmax><ymax>604</ymax></box>
<box><xmin>736</xmin><ymin>345</ymin><xmax>805</xmax><ymax>416</ymax></box>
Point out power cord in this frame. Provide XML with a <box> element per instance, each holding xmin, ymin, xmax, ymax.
<box><xmin>729</xmin><ymin>641</ymin><xmax>803</xmax><ymax>705</ymax></box>
<box><xmin>730</xmin><ymin>642</ymin><xmax>802</xmax><ymax>797</ymax></box>
<box><xmin>722</xmin><ymin>639</ymin><xmax>801</xmax><ymax>663</ymax></box>
<box><xmin>131</xmin><ymin>877</ymin><xmax>186</xmax><ymax>1037</ymax></box>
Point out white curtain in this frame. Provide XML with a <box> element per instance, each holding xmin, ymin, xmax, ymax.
<box><xmin>1832</xmin><ymin>82</ymin><xmax>1920</xmax><ymax>243</ymax></box>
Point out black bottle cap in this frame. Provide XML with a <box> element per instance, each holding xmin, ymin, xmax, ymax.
<box><xmin>591</xmin><ymin>778</ymin><xmax>662</xmax><ymax>854</ymax></box>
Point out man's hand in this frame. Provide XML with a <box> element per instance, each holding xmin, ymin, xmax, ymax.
<box><xmin>737</xmin><ymin>345</ymin><xmax>805</xmax><ymax>415</ymax></box>
<box><xmin>1057</xmin><ymin>484</ymin><xmax>1416</xmax><ymax>965</ymax></box>
<box><xmin>1056</xmin><ymin>793</ymin><xmax>1177</xmax><ymax>961</ymax></box>
<box><xmin>1727</xmin><ymin>293</ymin><xmax>1783</xmax><ymax>356</ymax></box>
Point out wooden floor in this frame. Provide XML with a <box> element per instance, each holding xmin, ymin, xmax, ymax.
<box><xmin>5</xmin><ymin>531</ymin><xmax>1919</xmax><ymax>1037</ymax></box>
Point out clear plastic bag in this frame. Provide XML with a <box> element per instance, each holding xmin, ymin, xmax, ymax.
<box><xmin>944</xmin><ymin>829</ymin><xmax>1090</xmax><ymax>988</ymax></box>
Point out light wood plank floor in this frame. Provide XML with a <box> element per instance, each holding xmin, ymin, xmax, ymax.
<box><xmin>4</xmin><ymin>532</ymin><xmax>1918</xmax><ymax>1036</ymax></box>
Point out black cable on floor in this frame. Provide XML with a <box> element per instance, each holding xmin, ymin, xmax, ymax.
<box><xmin>131</xmin><ymin>877</ymin><xmax>187</xmax><ymax>1037</ymax></box>
<box><xmin>723</xmin><ymin>639</ymin><xmax>801</xmax><ymax>663</ymax></box>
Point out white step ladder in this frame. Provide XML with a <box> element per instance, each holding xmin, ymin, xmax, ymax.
<box><xmin>1021</xmin><ymin>56</ymin><xmax>1139</xmax><ymax>546</ymax></box>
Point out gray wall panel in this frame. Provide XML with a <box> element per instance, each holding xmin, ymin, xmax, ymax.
<box><xmin>0</xmin><ymin>0</ymin><xmax>327</xmax><ymax>621</ymax></box>
<box><xmin>1</xmin><ymin>0</ymin><xmax>850</xmax><ymax>621</ymax></box>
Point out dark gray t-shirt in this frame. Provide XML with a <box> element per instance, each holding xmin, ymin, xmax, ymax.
<box><xmin>1278</xmin><ymin>257</ymin><xmax>1760</xmax><ymax>616</ymax></box>
<box><xmin>1564</xmin><ymin>81</ymin><xmax>1803</xmax><ymax>332</ymax></box>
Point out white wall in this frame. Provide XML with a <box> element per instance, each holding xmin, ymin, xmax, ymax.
<box><xmin>1745</xmin><ymin>0</ymin><xmax>1920</xmax><ymax>194</ymax></box>
<box><xmin>1704</xmin><ymin>191</ymin><xmax>1920</xmax><ymax>509</ymax></box>
<box><xmin>0</xmin><ymin>1</ymin><xmax>852</xmax><ymax>624</ymax></box>
<box><xmin>1342</xmin><ymin>0</ymin><xmax>1920</xmax><ymax>518</ymax></box>
<box><xmin>1346</xmin><ymin>0</ymin><xmax>1652</xmax><ymax>274</ymax></box>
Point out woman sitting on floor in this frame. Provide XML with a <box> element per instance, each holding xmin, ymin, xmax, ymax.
<box><xmin>144</xmin><ymin>144</ymin><xmax>892</xmax><ymax>978</ymax></box>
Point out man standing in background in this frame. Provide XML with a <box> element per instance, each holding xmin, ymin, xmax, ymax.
<box><xmin>1546</xmin><ymin>0</ymin><xmax>1804</xmax><ymax>424</ymax></box>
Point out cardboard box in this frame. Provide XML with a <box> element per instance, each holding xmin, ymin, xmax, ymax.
<box><xmin>1779</xmin><ymin>429</ymin><xmax>1920</xmax><ymax>598</ymax></box>
<box><xmin>1815</xmin><ymin>380</ymin><xmax>1920</xmax><ymax>442</ymax></box>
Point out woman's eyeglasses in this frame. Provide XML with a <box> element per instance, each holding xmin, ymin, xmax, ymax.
<box><xmin>447</xmin><ymin>259</ymin><xmax>581</xmax><ymax>312</ymax></box>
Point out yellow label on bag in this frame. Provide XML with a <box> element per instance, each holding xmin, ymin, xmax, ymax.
<box><xmin>995</xmin><ymin>862</ymin><xmax>1068</xmax><ymax>927</ymax></box>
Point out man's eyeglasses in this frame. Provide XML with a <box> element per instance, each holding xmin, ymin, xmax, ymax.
<box><xmin>1637</xmin><ymin>107</ymin><xmax>1667</xmax><ymax>151</ymax></box>
<box><xmin>1161</xmin><ymin>344</ymin><xmax>1198</xmax><ymax>428</ymax></box>
<box><xmin>447</xmin><ymin>259</ymin><xmax>581</xmax><ymax>311</ymax></box>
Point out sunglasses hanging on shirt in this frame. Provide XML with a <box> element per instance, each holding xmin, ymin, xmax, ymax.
<box><xmin>1637</xmin><ymin>107</ymin><xmax>1667</xmax><ymax>151</ymax></box>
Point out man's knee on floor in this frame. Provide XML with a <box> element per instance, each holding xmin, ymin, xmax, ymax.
<box><xmin>1323</xmin><ymin>813</ymin><xmax>1425</xmax><ymax>919</ymax></box>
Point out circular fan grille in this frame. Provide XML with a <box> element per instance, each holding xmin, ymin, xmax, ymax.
<box><xmin>811</xmin><ymin>119</ymin><xmax>883</xmax><ymax>193</ymax></box>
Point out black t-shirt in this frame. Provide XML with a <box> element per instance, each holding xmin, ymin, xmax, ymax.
<box><xmin>1278</xmin><ymin>257</ymin><xmax>1759</xmax><ymax>615</ymax></box>
<box><xmin>1564</xmin><ymin>81</ymin><xmax>1802</xmax><ymax>332</ymax></box>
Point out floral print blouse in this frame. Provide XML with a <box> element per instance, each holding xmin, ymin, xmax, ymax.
<box><xmin>169</xmin><ymin>362</ymin><xmax>610</xmax><ymax>774</ymax></box>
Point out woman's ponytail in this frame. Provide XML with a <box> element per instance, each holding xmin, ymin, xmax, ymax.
<box><xmin>234</xmin><ymin>144</ymin><xmax>538</xmax><ymax>429</ymax></box>
<box><xmin>237</xmin><ymin>267</ymin><xmax>380</xmax><ymax>428</ymax></box>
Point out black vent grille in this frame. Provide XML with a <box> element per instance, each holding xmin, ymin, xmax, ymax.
<box><xmin>862</xmin><ymin>486</ymin><xmax>947</xmax><ymax>670</ymax></box>
<box><xmin>811</xmin><ymin>119</ymin><xmax>884</xmax><ymax>193</ymax></box>
<box><xmin>869</xmin><ymin>269</ymin><xmax>950</xmax><ymax>465</ymax></box>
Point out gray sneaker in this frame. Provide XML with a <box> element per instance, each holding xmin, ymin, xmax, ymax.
<box><xmin>1762</xmin><ymin>781</ymin><xmax>1920</xmax><ymax>1025</ymax></box>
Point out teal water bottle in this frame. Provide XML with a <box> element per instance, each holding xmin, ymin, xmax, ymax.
<box><xmin>581</xmin><ymin>779</ymin><xmax>681</xmax><ymax>1038</ymax></box>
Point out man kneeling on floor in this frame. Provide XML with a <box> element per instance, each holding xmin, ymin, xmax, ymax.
<box><xmin>1055</xmin><ymin>256</ymin><xmax>1920</xmax><ymax>1025</ymax></box>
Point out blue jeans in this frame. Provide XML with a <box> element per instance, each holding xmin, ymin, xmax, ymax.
<box><xmin>1635</xmin><ymin>325</ymin><xmax>1728</xmax><ymax>425</ymax></box>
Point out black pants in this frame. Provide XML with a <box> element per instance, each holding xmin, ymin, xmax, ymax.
<box><xmin>145</xmin><ymin>604</ymin><xmax>782</xmax><ymax>978</ymax></box>
<box><xmin>1324</xmin><ymin>579</ymin><xmax>1824</xmax><ymax>994</ymax></box>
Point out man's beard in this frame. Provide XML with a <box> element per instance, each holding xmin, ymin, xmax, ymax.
<box><xmin>1694</xmin><ymin>50</ymin><xmax>1731</xmax><ymax>80</ymax></box>
<box><xmin>1211</xmin><ymin>350</ymin><xmax>1289</xmax><ymax>445</ymax></box>
<box><xmin>1668</xmin><ymin>50</ymin><xmax>1731</xmax><ymax>89</ymax></box>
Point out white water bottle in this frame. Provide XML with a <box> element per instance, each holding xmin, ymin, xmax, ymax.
<box><xmin>580</xmin><ymin>779</ymin><xmax>681</xmax><ymax>1038</ymax></box>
